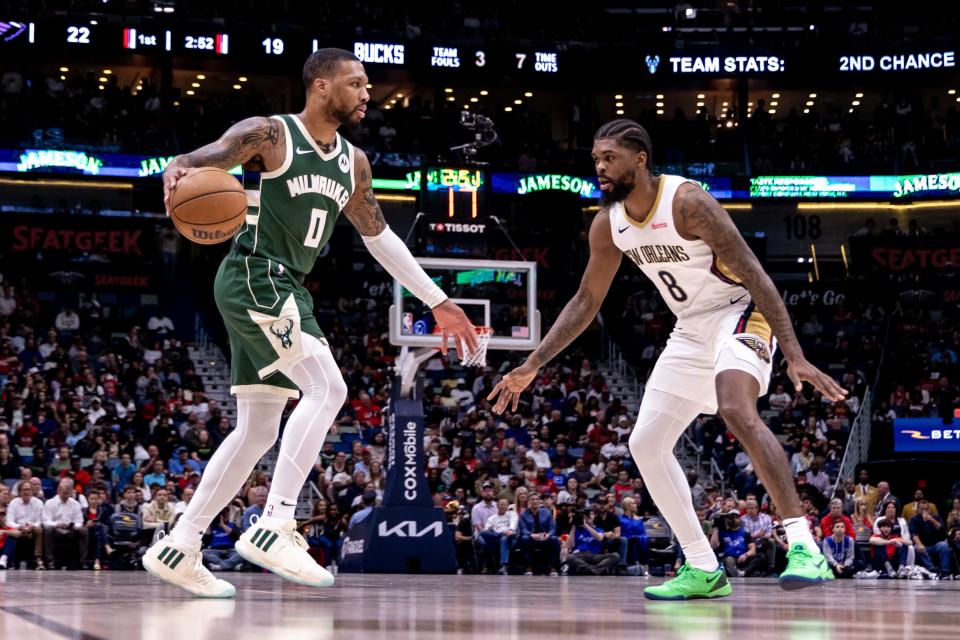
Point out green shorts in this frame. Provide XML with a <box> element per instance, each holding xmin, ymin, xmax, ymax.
<box><xmin>214</xmin><ymin>252</ymin><xmax>325</xmax><ymax>399</ymax></box>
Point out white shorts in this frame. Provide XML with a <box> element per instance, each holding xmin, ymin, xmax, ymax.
<box><xmin>645</xmin><ymin>302</ymin><xmax>776</xmax><ymax>414</ymax></box>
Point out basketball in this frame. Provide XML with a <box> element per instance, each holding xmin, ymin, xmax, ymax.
<box><xmin>169</xmin><ymin>167</ymin><xmax>247</xmax><ymax>245</ymax></box>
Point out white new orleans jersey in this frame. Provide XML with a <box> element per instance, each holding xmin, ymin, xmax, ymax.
<box><xmin>607</xmin><ymin>174</ymin><xmax>775</xmax><ymax>411</ymax></box>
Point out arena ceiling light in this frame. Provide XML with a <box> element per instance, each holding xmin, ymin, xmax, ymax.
<box><xmin>446</xmin><ymin>96</ymin><xmax>455</xmax><ymax>102</ymax></box>
<box><xmin>186</xmin><ymin>90</ymin><xmax>195</xmax><ymax>95</ymax></box>
<box><xmin>615</xmin><ymin>102</ymin><xmax>624</xmax><ymax>107</ymax></box>
<box><xmin>855</xmin><ymin>92</ymin><xmax>864</xmax><ymax>98</ymax></box>
<box><xmin>805</xmin><ymin>100</ymin><xmax>814</xmax><ymax>106</ymax></box>
<box><xmin>59</xmin><ymin>66</ymin><xmax>68</xmax><ymax>72</ymax></box>
<box><xmin>616</xmin><ymin>109</ymin><xmax>624</xmax><ymax>115</ymax></box>
<box><xmin>103</xmin><ymin>69</ymin><xmax>112</xmax><ymax>75</ymax></box>
<box><xmin>803</xmin><ymin>108</ymin><xmax>809</xmax><ymax>113</ymax></box>
<box><xmin>470</xmin><ymin>97</ymin><xmax>478</xmax><ymax>102</ymax></box>
<box><xmin>656</xmin><ymin>109</ymin><xmax>664</xmax><ymax>115</ymax></box>
<box><xmin>514</xmin><ymin>99</ymin><xmax>522</xmax><ymax>104</ymax></box>
<box><xmin>656</xmin><ymin>94</ymin><xmax>664</xmax><ymax>99</ymax></box>
<box><xmin>656</xmin><ymin>102</ymin><xmax>664</xmax><ymax>107</ymax></box>
<box><xmin>444</xmin><ymin>88</ymin><xmax>453</xmax><ymax>93</ymax></box>
<box><xmin>60</xmin><ymin>75</ymin><xmax>65</xmax><ymax>80</ymax></box>
<box><xmin>614</xmin><ymin>94</ymin><xmax>623</xmax><ymax>100</ymax></box>
<box><xmin>98</xmin><ymin>76</ymin><xmax>107</xmax><ymax>82</ymax></box>
<box><xmin>196</xmin><ymin>74</ymin><xmax>206</xmax><ymax>80</ymax></box>
<box><xmin>772</xmin><ymin>93</ymin><xmax>780</xmax><ymax>98</ymax></box>
<box><xmin>232</xmin><ymin>84</ymin><xmax>241</xmax><ymax>90</ymax></box>
<box><xmin>769</xmin><ymin>109</ymin><xmax>776</xmax><ymax>115</ymax></box>
<box><xmin>480</xmin><ymin>90</ymin><xmax>488</xmax><ymax>96</ymax></box>
<box><xmin>697</xmin><ymin>93</ymin><xmax>705</xmax><ymax>99</ymax></box>
<box><xmin>696</xmin><ymin>101</ymin><xmax>704</xmax><ymax>107</ymax></box>
<box><xmin>396</xmin><ymin>93</ymin><xmax>404</xmax><ymax>98</ymax></box>
<box><xmin>98</xmin><ymin>84</ymin><xmax>104</xmax><ymax>90</ymax></box>
<box><xmin>949</xmin><ymin>89</ymin><xmax>957</xmax><ymax>95</ymax></box>
<box><xmin>770</xmin><ymin>101</ymin><xmax>778</xmax><ymax>106</ymax></box>
<box><xmin>524</xmin><ymin>92</ymin><xmax>533</xmax><ymax>98</ymax></box>
<box><xmin>366</xmin><ymin>83</ymin><xmax>372</xmax><ymax>89</ymax></box>
<box><xmin>852</xmin><ymin>100</ymin><xmax>860</xmax><ymax>106</ymax></box>
<box><xmin>808</xmin><ymin>93</ymin><xmax>817</xmax><ymax>98</ymax></box>
<box><xmin>504</xmin><ymin>106</ymin><xmax>513</xmax><ymax>112</ymax></box>
<box><xmin>191</xmin><ymin>82</ymin><xmax>200</xmax><ymax>88</ymax></box>
<box><xmin>238</xmin><ymin>76</ymin><xmax>247</xmax><ymax>82</ymax></box>
<box><xmin>722</xmin><ymin>101</ymin><xmax>728</xmax><ymax>107</ymax></box>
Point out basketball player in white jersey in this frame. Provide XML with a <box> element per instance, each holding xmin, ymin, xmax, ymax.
<box><xmin>489</xmin><ymin>119</ymin><xmax>847</xmax><ymax>599</ymax></box>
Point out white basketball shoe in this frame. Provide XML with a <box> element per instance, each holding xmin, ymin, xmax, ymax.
<box><xmin>235</xmin><ymin>517</ymin><xmax>335</xmax><ymax>587</ymax></box>
<box><xmin>143</xmin><ymin>537</ymin><xmax>237</xmax><ymax>598</ymax></box>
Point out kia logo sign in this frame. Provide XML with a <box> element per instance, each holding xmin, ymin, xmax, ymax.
<box><xmin>378</xmin><ymin>520</ymin><xmax>444</xmax><ymax>538</ymax></box>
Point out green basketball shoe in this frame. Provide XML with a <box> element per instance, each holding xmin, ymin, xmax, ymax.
<box><xmin>643</xmin><ymin>562</ymin><xmax>732</xmax><ymax>600</ymax></box>
<box><xmin>779</xmin><ymin>543</ymin><xmax>834</xmax><ymax>590</ymax></box>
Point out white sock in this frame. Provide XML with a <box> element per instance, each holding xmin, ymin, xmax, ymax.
<box><xmin>263</xmin><ymin>494</ymin><xmax>299</xmax><ymax>521</ymax></box>
<box><xmin>268</xmin><ymin>335</ymin><xmax>347</xmax><ymax>517</ymax></box>
<box><xmin>171</xmin><ymin>393</ymin><xmax>286</xmax><ymax>548</ymax></box>
<box><xmin>783</xmin><ymin>516</ymin><xmax>818</xmax><ymax>552</ymax></box>
<box><xmin>682</xmin><ymin>538</ymin><xmax>721</xmax><ymax>573</ymax></box>
<box><xmin>628</xmin><ymin>389</ymin><xmax>719</xmax><ymax>573</ymax></box>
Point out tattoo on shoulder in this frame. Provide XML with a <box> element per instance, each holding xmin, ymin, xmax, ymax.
<box><xmin>188</xmin><ymin>117</ymin><xmax>281</xmax><ymax>169</ymax></box>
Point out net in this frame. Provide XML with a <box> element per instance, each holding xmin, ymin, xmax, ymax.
<box><xmin>461</xmin><ymin>326</ymin><xmax>493</xmax><ymax>368</ymax></box>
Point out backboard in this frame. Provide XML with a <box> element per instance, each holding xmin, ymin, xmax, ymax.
<box><xmin>389</xmin><ymin>257</ymin><xmax>540</xmax><ymax>352</ymax></box>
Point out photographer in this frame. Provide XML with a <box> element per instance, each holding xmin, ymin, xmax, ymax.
<box><xmin>562</xmin><ymin>507</ymin><xmax>620</xmax><ymax>575</ymax></box>
<box><xmin>710</xmin><ymin>510</ymin><xmax>765</xmax><ymax>577</ymax></box>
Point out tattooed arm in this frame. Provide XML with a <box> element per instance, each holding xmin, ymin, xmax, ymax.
<box><xmin>162</xmin><ymin>116</ymin><xmax>282</xmax><ymax>214</ymax></box>
<box><xmin>347</xmin><ymin>148</ymin><xmax>479</xmax><ymax>356</ymax></box>
<box><xmin>673</xmin><ymin>183</ymin><xmax>847</xmax><ymax>400</ymax></box>
<box><xmin>488</xmin><ymin>211</ymin><xmax>622</xmax><ymax>413</ymax></box>
<box><xmin>341</xmin><ymin>147</ymin><xmax>387</xmax><ymax>235</ymax></box>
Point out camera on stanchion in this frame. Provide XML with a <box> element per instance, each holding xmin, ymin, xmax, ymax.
<box><xmin>450</xmin><ymin>110</ymin><xmax>498</xmax><ymax>160</ymax></box>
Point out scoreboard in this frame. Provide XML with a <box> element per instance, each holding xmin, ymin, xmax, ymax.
<box><xmin>0</xmin><ymin>17</ymin><xmax>562</xmax><ymax>76</ymax></box>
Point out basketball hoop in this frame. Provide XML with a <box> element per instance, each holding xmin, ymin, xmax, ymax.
<box><xmin>461</xmin><ymin>326</ymin><xmax>493</xmax><ymax>368</ymax></box>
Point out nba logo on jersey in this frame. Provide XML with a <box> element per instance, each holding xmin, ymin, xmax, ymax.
<box><xmin>338</xmin><ymin>154</ymin><xmax>350</xmax><ymax>173</ymax></box>
<box><xmin>401</xmin><ymin>312</ymin><xmax>414</xmax><ymax>334</ymax></box>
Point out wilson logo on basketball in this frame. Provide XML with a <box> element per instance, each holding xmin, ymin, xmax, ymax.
<box><xmin>190</xmin><ymin>222</ymin><xmax>243</xmax><ymax>241</ymax></box>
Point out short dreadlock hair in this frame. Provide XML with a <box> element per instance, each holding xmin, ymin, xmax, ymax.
<box><xmin>594</xmin><ymin>119</ymin><xmax>653</xmax><ymax>172</ymax></box>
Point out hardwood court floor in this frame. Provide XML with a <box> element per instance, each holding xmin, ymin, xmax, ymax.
<box><xmin>2</xmin><ymin>572</ymin><xmax>959</xmax><ymax>640</ymax></box>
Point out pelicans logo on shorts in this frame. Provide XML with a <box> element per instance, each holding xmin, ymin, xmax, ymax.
<box><xmin>736</xmin><ymin>336</ymin><xmax>771</xmax><ymax>363</ymax></box>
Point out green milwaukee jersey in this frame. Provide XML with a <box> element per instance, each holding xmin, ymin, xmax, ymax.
<box><xmin>233</xmin><ymin>113</ymin><xmax>356</xmax><ymax>277</ymax></box>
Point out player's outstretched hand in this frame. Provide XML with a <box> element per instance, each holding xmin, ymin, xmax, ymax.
<box><xmin>432</xmin><ymin>300</ymin><xmax>479</xmax><ymax>357</ymax></box>
<box><xmin>162</xmin><ymin>167</ymin><xmax>197</xmax><ymax>217</ymax></box>
<box><xmin>786</xmin><ymin>356</ymin><xmax>848</xmax><ymax>402</ymax></box>
<box><xmin>487</xmin><ymin>362</ymin><xmax>537</xmax><ymax>414</ymax></box>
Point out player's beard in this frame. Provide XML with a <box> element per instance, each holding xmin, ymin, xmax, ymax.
<box><xmin>599</xmin><ymin>173</ymin><xmax>636</xmax><ymax>206</ymax></box>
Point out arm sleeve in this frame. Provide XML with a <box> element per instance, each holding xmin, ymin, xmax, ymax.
<box><xmin>361</xmin><ymin>226</ymin><xmax>448</xmax><ymax>309</ymax></box>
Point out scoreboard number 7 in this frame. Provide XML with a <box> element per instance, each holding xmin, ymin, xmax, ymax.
<box><xmin>515</xmin><ymin>53</ymin><xmax>526</xmax><ymax>69</ymax></box>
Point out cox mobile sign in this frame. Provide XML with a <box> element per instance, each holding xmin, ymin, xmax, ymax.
<box><xmin>894</xmin><ymin>418</ymin><xmax>960</xmax><ymax>453</ymax></box>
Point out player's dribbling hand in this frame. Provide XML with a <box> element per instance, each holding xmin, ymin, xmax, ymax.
<box><xmin>432</xmin><ymin>300</ymin><xmax>479</xmax><ymax>357</ymax></box>
<box><xmin>786</xmin><ymin>356</ymin><xmax>848</xmax><ymax>402</ymax></box>
<box><xmin>487</xmin><ymin>362</ymin><xmax>537</xmax><ymax>414</ymax></box>
<box><xmin>162</xmin><ymin>167</ymin><xmax>194</xmax><ymax>217</ymax></box>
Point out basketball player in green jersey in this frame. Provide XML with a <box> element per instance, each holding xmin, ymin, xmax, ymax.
<box><xmin>143</xmin><ymin>48</ymin><xmax>478</xmax><ymax>597</ymax></box>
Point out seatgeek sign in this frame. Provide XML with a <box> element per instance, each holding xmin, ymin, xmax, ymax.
<box><xmin>894</xmin><ymin>418</ymin><xmax>960</xmax><ymax>453</ymax></box>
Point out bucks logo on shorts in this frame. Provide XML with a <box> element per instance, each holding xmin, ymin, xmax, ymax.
<box><xmin>269</xmin><ymin>317</ymin><xmax>295</xmax><ymax>349</ymax></box>
<box><xmin>247</xmin><ymin>294</ymin><xmax>305</xmax><ymax>370</ymax></box>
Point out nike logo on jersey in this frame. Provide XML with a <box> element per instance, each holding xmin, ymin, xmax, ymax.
<box><xmin>618</xmin><ymin>226</ymin><xmax>630</xmax><ymax>233</ymax></box>
<box><xmin>730</xmin><ymin>294</ymin><xmax>747</xmax><ymax>305</ymax></box>
<box><xmin>281</xmin><ymin>500</ymin><xmax>295</xmax><ymax>507</ymax></box>
<box><xmin>296</xmin><ymin>147</ymin><xmax>313</xmax><ymax>155</ymax></box>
